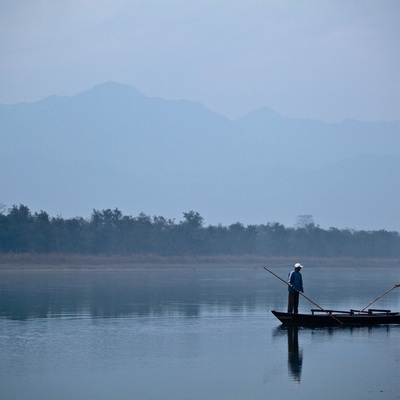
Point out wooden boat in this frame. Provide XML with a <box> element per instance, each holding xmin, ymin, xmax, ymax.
<box><xmin>272</xmin><ymin>309</ymin><xmax>400</xmax><ymax>327</ymax></box>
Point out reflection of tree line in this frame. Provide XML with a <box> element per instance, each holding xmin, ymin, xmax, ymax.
<box><xmin>1</xmin><ymin>205</ymin><xmax>399</xmax><ymax>257</ymax></box>
<box><xmin>0</xmin><ymin>271</ymin><xmax>266</xmax><ymax>320</ymax></box>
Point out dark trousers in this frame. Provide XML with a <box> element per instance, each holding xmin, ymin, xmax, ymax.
<box><xmin>288</xmin><ymin>292</ymin><xmax>300</xmax><ymax>314</ymax></box>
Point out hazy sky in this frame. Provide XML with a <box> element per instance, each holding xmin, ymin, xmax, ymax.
<box><xmin>1</xmin><ymin>0</ymin><xmax>400</xmax><ymax>122</ymax></box>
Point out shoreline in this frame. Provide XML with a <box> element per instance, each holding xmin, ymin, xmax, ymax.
<box><xmin>0</xmin><ymin>253</ymin><xmax>399</xmax><ymax>271</ymax></box>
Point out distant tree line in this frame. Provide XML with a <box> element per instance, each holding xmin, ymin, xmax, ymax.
<box><xmin>0</xmin><ymin>204</ymin><xmax>399</xmax><ymax>258</ymax></box>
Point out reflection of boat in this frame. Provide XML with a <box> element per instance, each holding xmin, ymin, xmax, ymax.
<box><xmin>272</xmin><ymin>309</ymin><xmax>400</xmax><ymax>327</ymax></box>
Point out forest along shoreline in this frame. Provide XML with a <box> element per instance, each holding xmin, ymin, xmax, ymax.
<box><xmin>0</xmin><ymin>254</ymin><xmax>399</xmax><ymax>271</ymax></box>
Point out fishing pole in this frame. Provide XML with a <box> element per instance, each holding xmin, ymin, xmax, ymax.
<box><xmin>357</xmin><ymin>284</ymin><xmax>400</xmax><ymax>315</ymax></box>
<box><xmin>264</xmin><ymin>267</ymin><xmax>343</xmax><ymax>325</ymax></box>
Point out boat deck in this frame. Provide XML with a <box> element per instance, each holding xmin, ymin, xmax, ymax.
<box><xmin>272</xmin><ymin>309</ymin><xmax>400</xmax><ymax>327</ymax></box>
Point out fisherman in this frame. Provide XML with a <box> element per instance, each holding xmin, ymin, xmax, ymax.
<box><xmin>287</xmin><ymin>263</ymin><xmax>304</xmax><ymax>314</ymax></box>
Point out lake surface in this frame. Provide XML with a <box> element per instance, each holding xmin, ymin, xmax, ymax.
<box><xmin>1</xmin><ymin>264</ymin><xmax>400</xmax><ymax>399</ymax></box>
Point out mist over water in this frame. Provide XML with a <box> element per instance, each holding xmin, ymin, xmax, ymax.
<box><xmin>1</xmin><ymin>265</ymin><xmax>399</xmax><ymax>399</ymax></box>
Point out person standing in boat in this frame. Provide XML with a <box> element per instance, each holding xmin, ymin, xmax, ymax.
<box><xmin>287</xmin><ymin>263</ymin><xmax>304</xmax><ymax>314</ymax></box>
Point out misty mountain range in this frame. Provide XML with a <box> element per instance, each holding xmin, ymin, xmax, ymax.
<box><xmin>1</xmin><ymin>81</ymin><xmax>399</xmax><ymax>231</ymax></box>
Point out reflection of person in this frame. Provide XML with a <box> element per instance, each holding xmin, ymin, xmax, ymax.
<box><xmin>287</xmin><ymin>263</ymin><xmax>304</xmax><ymax>314</ymax></box>
<box><xmin>287</xmin><ymin>327</ymin><xmax>303</xmax><ymax>383</ymax></box>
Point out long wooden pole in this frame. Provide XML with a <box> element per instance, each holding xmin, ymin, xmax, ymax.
<box><xmin>358</xmin><ymin>284</ymin><xmax>400</xmax><ymax>315</ymax></box>
<box><xmin>264</xmin><ymin>267</ymin><xmax>343</xmax><ymax>325</ymax></box>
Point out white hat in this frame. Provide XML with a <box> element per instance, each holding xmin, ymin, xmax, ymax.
<box><xmin>294</xmin><ymin>263</ymin><xmax>303</xmax><ymax>269</ymax></box>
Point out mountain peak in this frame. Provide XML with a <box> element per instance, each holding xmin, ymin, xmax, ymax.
<box><xmin>242</xmin><ymin>106</ymin><xmax>283</xmax><ymax>120</ymax></box>
<box><xmin>75</xmin><ymin>81</ymin><xmax>145</xmax><ymax>100</ymax></box>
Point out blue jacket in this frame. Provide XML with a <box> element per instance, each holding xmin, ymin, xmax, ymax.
<box><xmin>288</xmin><ymin>270</ymin><xmax>303</xmax><ymax>293</ymax></box>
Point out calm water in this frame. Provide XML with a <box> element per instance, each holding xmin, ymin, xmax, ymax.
<box><xmin>1</xmin><ymin>264</ymin><xmax>400</xmax><ymax>400</ymax></box>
